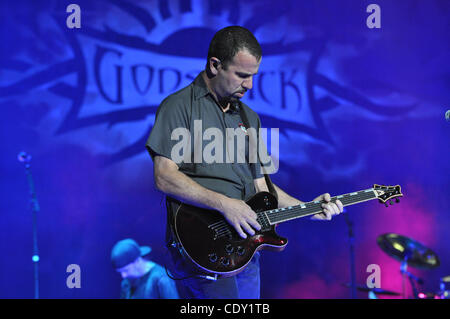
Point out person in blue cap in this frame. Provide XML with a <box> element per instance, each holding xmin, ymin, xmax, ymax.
<box><xmin>111</xmin><ymin>238</ymin><xmax>179</xmax><ymax>299</ymax></box>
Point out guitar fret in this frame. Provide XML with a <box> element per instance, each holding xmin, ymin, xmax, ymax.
<box><xmin>267</xmin><ymin>189</ymin><xmax>376</xmax><ymax>225</ymax></box>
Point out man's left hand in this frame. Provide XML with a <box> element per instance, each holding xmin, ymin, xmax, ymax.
<box><xmin>311</xmin><ymin>193</ymin><xmax>344</xmax><ymax>221</ymax></box>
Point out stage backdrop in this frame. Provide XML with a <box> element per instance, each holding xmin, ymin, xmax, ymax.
<box><xmin>1</xmin><ymin>0</ymin><xmax>449</xmax><ymax>299</ymax></box>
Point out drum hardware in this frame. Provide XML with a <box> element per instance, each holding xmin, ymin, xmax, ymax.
<box><xmin>377</xmin><ymin>233</ymin><xmax>440</xmax><ymax>299</ymax></box>
<box><xmin>342</xmin><ymin>283</ymin><xmax>400</xmax><ymax>299</ymax></box>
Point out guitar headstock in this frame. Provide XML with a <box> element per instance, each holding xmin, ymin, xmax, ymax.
<box><xmin>374</xmin><ymin>184</ymin><xmax>403</xmax><ymax>206</ymax></box>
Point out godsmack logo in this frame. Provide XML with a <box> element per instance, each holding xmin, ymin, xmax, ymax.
<box><xmin>1</xmin><ymin>0</ymin><xmax>413</xmax><ymax>173</ymax></box>
<box><xmin>170</xmin><ymin>121</ymin><xmax>279</xmax><ymax>174</ymax></box>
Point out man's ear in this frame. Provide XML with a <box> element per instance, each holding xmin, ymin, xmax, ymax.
<box><xmin>209</xmin><ymin>57</ymin><xmax>221</xmax><ymax>75</ymax></box>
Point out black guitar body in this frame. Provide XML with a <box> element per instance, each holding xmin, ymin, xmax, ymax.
<box><xmin>174</xmin><ymin>192</ymin><xmax>288</xmax><ymax>277</ymax></box>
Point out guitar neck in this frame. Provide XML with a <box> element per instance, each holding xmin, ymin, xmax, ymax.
<box><xmin>262</xmin><ymin>188</ymin><xmax>378</xmax><ymax>225</ymax></box>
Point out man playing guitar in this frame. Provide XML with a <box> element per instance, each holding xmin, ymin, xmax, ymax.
<box><xmin>146</xmin><ymin>26</ymin><xmax>343</xmax><ymax>299</ymax></box>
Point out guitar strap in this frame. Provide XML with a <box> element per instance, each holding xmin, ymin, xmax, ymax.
<box><xmin>237</xmin><ymin>102</ymin><xmax>278</xmax><ymax>201</ymax></box>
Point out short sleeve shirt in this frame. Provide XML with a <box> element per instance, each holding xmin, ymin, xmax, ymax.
<box><xmin>146</xmin><ymin>72</ymin><xmax>264</xmax><ymax>201</ymax></box>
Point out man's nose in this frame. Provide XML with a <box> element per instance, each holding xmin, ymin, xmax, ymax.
<box><xmin>242</xmin><ymin>77</ymin><xmax>253</xmax><ymax>90</ymax></box>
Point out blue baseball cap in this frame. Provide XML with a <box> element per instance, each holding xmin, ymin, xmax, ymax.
<box><xmin>110</xmin><ymin>238</ymin><xmax>152</xmax><ymax>269</ymax></box>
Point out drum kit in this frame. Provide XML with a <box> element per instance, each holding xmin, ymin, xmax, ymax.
<box><xmin>346</xmin><ymin>233</ymin><xmax>447</xmax><ymax>299</ymax></box>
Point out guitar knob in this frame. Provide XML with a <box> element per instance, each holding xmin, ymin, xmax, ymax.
<box><xmin>237</xmin><ymin>246</ymin><xmax>245</xmax><ymax>256</ymax></box>
<box><xmin>225</xmin><ymin>244</ymin><xmax>234</xmax><ymax>254</ymax></box>
<box><xmin>208</xmin><ymin>253</ymin><xmax>218</xmax><ymax>263</ymax></box>
<box><xmin>221</xmin><ymin>257</ymin><xmax>230</xmax><ymax>266</ymax></box>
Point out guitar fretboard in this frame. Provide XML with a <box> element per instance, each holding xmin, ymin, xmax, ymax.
<box><xmin>257</xmin><ymin>188</ymin><xmax>377</xmax><ymax>227</ymax></box>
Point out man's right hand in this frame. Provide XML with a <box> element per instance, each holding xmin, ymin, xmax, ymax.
<box><xmin>219</xmin><ymin>198</ymin><xmax>261</xmax><ymax>239</ymax></box>
<box><xmin>153</xmin><ymin>156</ymin><xmax>261</xmax><ymax>239</ymax></box>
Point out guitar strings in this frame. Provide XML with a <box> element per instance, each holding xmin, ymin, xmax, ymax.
<box><xmin>266</xmin><ymin>191</ymin><xmax>375</xmax><ymax>224</ymax></box>
<box><xmin>267</xmin><ymin>192</ymin><xmax>374</xmax><ymax>223</ymax></box>
<box><xmin>209</xmin><ymin>188</ymin><xmax>381</xmax><ymax>238</ymax></box>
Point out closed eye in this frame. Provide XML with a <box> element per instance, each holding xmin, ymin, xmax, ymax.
<box><xmin>236</xmin><ymin>72</ymin><xmax>252</xmax><ymax>79</ymax></box>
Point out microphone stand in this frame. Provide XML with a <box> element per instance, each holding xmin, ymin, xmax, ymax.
<box><xmin>18</xmin><ymin>152</ymin><xmax>40</xmax><ymax>299</ymax></box>
<box><xmin>344</xmin><ymin>212</ymin><xmax>357</xmax><ymax>299</ymax></box>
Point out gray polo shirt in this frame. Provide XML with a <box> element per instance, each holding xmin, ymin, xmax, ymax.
<box><xmin>146</xmin><ymin>72</ymin><xmax>264</xmax><ymax>201</ymax></box>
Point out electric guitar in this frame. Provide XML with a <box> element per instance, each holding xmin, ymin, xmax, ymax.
<box><xmin>172</xmin><ymin>184</ymin><xmax>403</xmax><ymax>278</ymax></box>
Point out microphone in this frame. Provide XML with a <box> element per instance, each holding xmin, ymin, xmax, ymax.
<box><xmin>17</xmin><ymin>151</ymin><xmax>32</xmax><ymax>163</ymax></box>
<box><xmin>446</xmin><ymin>110</ymin><xmax>450</xmax><ymax>122</ymax></box>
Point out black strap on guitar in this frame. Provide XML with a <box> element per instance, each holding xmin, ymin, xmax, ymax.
<box><xmin>236</xmin><ymin>101</ymin><xmax>278</xmax><ymax>201</ymax></box>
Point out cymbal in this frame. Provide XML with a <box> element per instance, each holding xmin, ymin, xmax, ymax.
<box><xmin>342</xmin><ymin>283</ymin><xmax>400</xmax><ymax>296</ymax></box>
<box><xmin>377</xmin><ymin>233</ymin><xmax>440</xmax><ymax>269</ymax></box>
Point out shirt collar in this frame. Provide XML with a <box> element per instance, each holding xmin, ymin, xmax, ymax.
<box><xmin>193</xmin><ymin>72</ymin><xmax>211</xmax><ymax>100</ymax></box>
<box><xmin>193</xmin><ymin>72</ymin><xmax>241</xmax><ymax>114</ymax></box>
